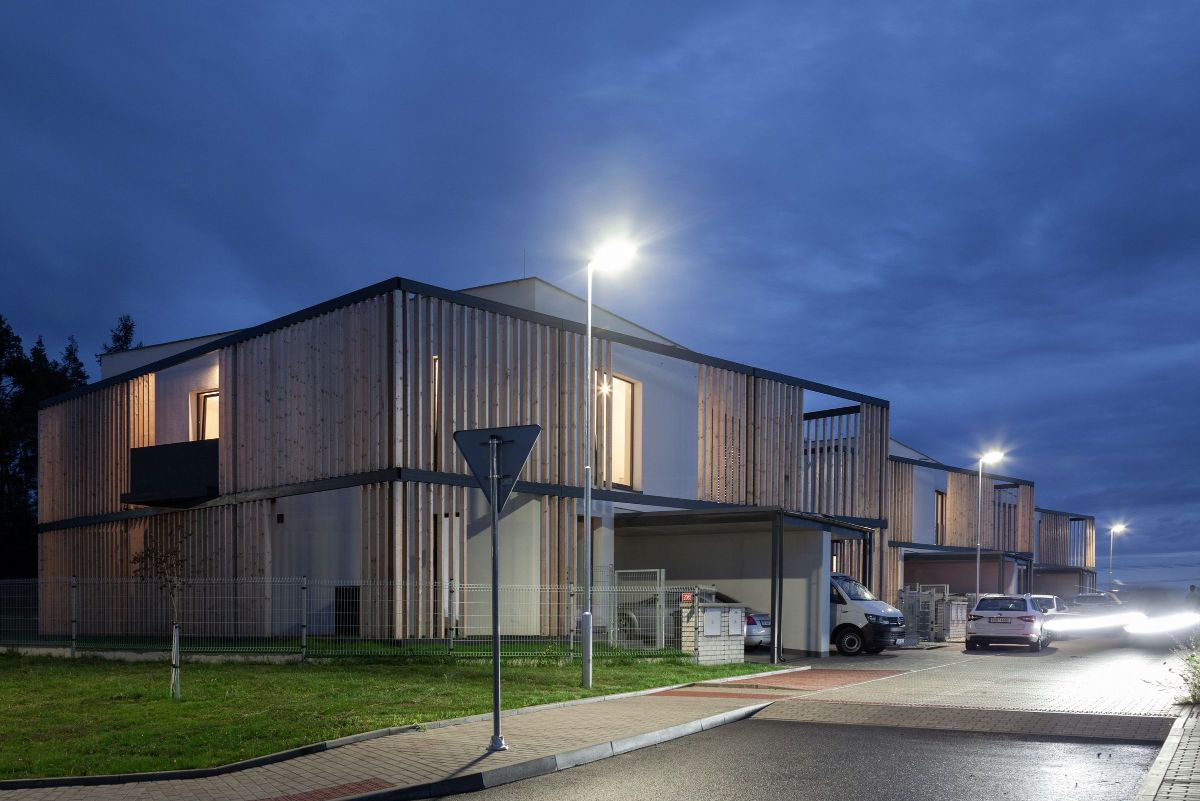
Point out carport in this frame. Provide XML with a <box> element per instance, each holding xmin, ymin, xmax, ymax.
<box><xmin>890</xmin><ymin>541</ymin><xmax>1034</xmax><ymax>595</ymax></box>
<box><xmin>613</xmin><ymin>507</ymin><xmax>873</xmax><ymax>661</ymax></box>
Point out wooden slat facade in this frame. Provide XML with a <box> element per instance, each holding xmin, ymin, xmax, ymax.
<box><xmin>1037</xmin><ymin>510</ymin><xmax>1094</xmax><ymax>569</ymax></box>
<box><xmin>38</xmin><ymin>374</ymin><xmax>155</xmax><ymax>524</ymax></box>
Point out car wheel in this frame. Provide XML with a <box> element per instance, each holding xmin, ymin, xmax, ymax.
<box><xmin>965</xmin><ymin>638</ymin><xmax>977</xmax><ymax>651</ymax></box>
<box><xmin>615</xmin><ymin>613</ymin><xmax>640</xmax><ymax>641</ymax></box>
<box><xmin>1029</xmin><ymin>638</ymin><xmax>1042</xmax><ymax>652</ymax></box>
<box><xmin>834</xmin><ymin>627</ymin><xmax>865</xmax><ymax>656</ymax></box>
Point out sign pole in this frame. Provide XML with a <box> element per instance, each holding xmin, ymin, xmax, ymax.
<box><xmin>453</xmin><ymin>424</ymin><xmax>540</xmax><ymax>755</ymax></box>
<box><xmin>488</xmin><ymin>435</ymin><xmax>508</xmax><ymax>752</ymax></box>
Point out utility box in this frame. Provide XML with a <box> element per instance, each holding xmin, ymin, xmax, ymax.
<box><xmin>682</xmin><ymin>600</ymin><xmax>745</xmax><ymax>665</ymax></box>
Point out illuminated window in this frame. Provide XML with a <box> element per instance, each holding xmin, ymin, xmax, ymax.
<box><xmin>195</xmin><ymin>390</ymin><xmax>219</xmax><ymax>440</ymax></box>
<box><xmin>935</xmin><ymin>490</ymin><xmax>946</xmax><ymax>544</ymax></box>
<box><xmin>611</xmin><ymin>376</ymin><xmax>634</xmax><ymax>488</ymax></box>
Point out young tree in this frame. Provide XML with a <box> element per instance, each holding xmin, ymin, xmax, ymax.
<box><xmin>132</xmin><ymin>533</ymin><xmax>190</xmax><ymax>701</ymax></box>
<box><xmin>96</xmin><ymin>314</ymin><xmax>142</xmax><ymax>365</ymax></box>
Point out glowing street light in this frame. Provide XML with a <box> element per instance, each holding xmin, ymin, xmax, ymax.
<box><xmin>581</xmin><ymin>239</ymin><xmax>637</xmax><ymax>689</ymax></box>
<box><xmin>1109</xmin><ymin>523</ymin><xmax>1128</xmax><ymax>590</ymax></box>
<box><xmin>975</xmin><ymin>450</ymin><xmax>1006</xmax><ymax>601</ymax></box>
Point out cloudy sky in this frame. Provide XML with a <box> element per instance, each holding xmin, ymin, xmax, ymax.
<box><xmin>2</xmin><ymin>2</ymin><xmax>1197</xmax><ymax>584</ymax></box>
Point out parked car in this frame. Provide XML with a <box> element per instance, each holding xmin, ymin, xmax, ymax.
<box><xmin>1070</xmin><ymin>592</ymin><xmax>1124</xmax><ymax>614</ymax></box>
<box><xmin>966</xmin><ymin>594</ymin><xmax>1049</xmax><ymax>652</ymax></box>
<box><xmin>829</xmin><ymin>572</ymin><xmax>905</xmax><ymax>656</ymax></box>
<box><xmin>613</xmin><ymin>588</ymin><xmax>771</xmax><ymax>650</ymax></box>
<box><xmin>1030</xmin><ymin>594</ymin><xmax>1069</xmax><ymax>615</ymax></box>
<box><xmin>713</xmin><ymin>592</ymin><xmax>773</xmax><ymax>650</ymax></box>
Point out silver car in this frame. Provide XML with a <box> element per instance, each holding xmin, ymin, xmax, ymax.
<box><xmin>714</xmin><ymin>592</ymin><xmax>773</xmax><ymax>649</ymax></box>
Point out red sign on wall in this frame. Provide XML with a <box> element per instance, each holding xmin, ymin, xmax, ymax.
<box><xmin>680</xmin><ymin>592</ymin><xmax>694</xmax><ymax>603</ymax></box>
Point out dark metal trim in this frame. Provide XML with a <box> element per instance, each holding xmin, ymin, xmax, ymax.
<box><xmin>888</xmin><ymin>454</ymin><xmax>1035</xmax><ymax>486</ymax></box>
<box><xmin>1033</xmin><ymin>564</ymin><xmax>1098</xmax><ymax>574</ymax></box>
<box><xmin>1035</xmin><ymin>506</ymin><xmax>1095</xmax><ymax>521</ymax></box>
<box><xmin>802</xmin><ymin>405</ymin><xmax>861</xmax><ymax>421</ymax></box>
<box><xmin>42</xmin><ymin>278</ymin><xmax>403</xmax><ymax>408</ymax></box>
<box><xmin>43</xmin><ymin>276</ymin><xmax>888</xmax><ymax>409</ymax></box>
<box><xmin>887</xmin><ymin>540</ymin><xmax>1034</xmax><ymax>559</ymax></box>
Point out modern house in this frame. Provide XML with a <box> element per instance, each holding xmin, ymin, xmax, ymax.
<box><xmin>36</xmin><ymin>275</ymin><xmax>1094</xmax><ymax>655</ymax></box>
<box><xmin>885</xmin><ymin>441</ymin><xmax>1096</xmax><ymax>596</ymax></box>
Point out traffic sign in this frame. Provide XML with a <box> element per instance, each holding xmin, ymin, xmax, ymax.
<box><xmin>453</xmin><ymin>425</ymin><xmax>541</xmax><ymax>513</ymax></box>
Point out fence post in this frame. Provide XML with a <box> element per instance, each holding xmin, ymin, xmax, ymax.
<box><xmin>300</xmin><ymin>576</ymin><xmax>308</xmax><ymax>661</ymax></box>
<box><xmin>448</xmin><ymin>579</ymin><xmax>456</xmax><ymax>655</ymax></box>
<box><xmin>656</xmin><ymin>589</ymin><xmax>665</xmax><ymax>651</ymax></box>
<box><xmin>69</xmin><ymin>576</ymin><xmax>78</xmax><ymax>658</ymax></box>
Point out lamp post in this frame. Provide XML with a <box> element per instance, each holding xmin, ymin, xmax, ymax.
<box><xmin>581</xmin><ymin>240</ymin><xmax>636</xmax><ymax>689</ymax></box>
<box><xmin>1108</xmin><ymin>523</ymin><xmax>1127</xmax><ymax>590</ymax></box>
<box><xmin>975</xmin><ymin>450</ymin><xmax>1005</xmax><ymax>601</ymax></box>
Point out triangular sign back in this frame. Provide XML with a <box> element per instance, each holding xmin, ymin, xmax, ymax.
<box><xmin>453</xmin><ymin>425</ymin><xmax>542</xmax><ymax>513</ymax></box>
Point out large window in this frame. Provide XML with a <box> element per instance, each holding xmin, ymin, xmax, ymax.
<box><xmin>611</xmin><ymin>376</ymin><xmax>635</xmax><ymax>489</ymax></box>
<box><xmin>195</xmin><ymin>390</ymin><xmax>219</xmax><ymax>440</ymax></box>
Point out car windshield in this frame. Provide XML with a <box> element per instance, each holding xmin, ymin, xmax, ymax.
<box><xmin>833</xmin><ymin>576</ymin><xmax>876</xmax><ymax>601</ymax></box>
<box><xmin>976</xmin><ymin>597</ymin><xmax>1027</xmax><ymax>612</ymax></box>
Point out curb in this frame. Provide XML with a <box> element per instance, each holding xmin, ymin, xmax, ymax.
<box><xmin>1135</xmin><ymin>711</ymin><xmax>1189</xmax><ymax>800</ymax></box>
<box><xmin>342</xmin><ymin>701</ymin><xmax>775</xmax><ymax>800</ymax></box>
<box><xmin>0</xmin><ymin>664</ymin><xmax>807</xmax><ymax>791</ymax></box>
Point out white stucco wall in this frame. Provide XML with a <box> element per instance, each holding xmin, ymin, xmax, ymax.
<box><xmin>153</xmin><ymin>352</ymin><xmax>219</xmax><ymax>444</ymax></box>
<box><xmin>911</xmin><ymin>463</ymin><xmax>948</xmax><ymax>544</ymax></box>
<box><xmin>270</xmin><ymin>486</ymin><xmax>361</xmax><ymax>581</ymax></box>
<box><xmin>610</xmin><ymin>343</ymin><xmax>698</xmax><ymax>499</ymax></box>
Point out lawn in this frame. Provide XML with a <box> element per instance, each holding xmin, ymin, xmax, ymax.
<box><xmin>0</xmin><ymin>653</ymin><xmax>778</xmax><ymax>780</ymax></box>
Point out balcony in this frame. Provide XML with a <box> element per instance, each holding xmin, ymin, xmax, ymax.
<box><xmin>121</xmin><ymin>440</ymin><xmax>219</xmax><ymax>508</ymax></box>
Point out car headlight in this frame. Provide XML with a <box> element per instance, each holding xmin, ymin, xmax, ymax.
<box><xmin>865</xmin><ymin>614</ymin><xmax>884</xmax><ymax>624</ymax></box>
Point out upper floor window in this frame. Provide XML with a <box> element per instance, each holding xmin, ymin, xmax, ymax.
<box><xmin>195</xmin><ymin>390</ymin><xmax>219</xmax><ymax>440</ymax></box>
<box><xmin>611</xmin><ymin>375</ymin><xmax>634</xmax><ymax>489</ymax></box>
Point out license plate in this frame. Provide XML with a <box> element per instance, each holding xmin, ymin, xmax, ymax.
<box><xmin>989</xmin><ymin>617</ymin><xmax>1009</xmax><ymax>623</ymax></box>
<box><xmin>894</xmin><ymin>638</ymin><xmax>904</xmax><ymax>645</ymax></box>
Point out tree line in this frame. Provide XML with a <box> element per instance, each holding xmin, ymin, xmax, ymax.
<box><xmin>0</xmin><ymin>314</ymin><xmax>141</xmax><ymax>578</ymax></box>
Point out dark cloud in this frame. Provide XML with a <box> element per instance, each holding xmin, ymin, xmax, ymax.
<box><xmin>2</xmin><ymin>1</ymin><xmax>1198</xmax><ymax>576</ymax></box>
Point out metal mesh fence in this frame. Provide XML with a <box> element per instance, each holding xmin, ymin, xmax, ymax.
<box><xmin>0</xmin><ymin>578</ymin><xmax>699</xmax><ymax>660</ymax></box>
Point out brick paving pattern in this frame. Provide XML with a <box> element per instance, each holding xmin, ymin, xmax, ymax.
<box><xmin>1151</xmin><ymin>707</ymin><xmax>1200</xmax><ymax>800</ymax></box>
<box><xmin>726</xmin><ymin>668</ymin><xmax>902</xmax><ymax>690</ymax></box>
<box><xmin>757</xmin><ymin>699</ymin><xmax>1174</xmax><ymax>742</ymax></box>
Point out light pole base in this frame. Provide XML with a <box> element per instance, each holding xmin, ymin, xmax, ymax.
<box><xmin>488</xmin><ymin>735</ymin><xmax>508</xmax><ymax>752</ymax></box>
<box><xmin>581</xmin><ymin>612</ymin><xmax>593</xmax><ymax>689</ymax></box>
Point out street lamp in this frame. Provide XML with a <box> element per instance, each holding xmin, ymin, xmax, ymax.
<box><xmin>1108</xmin><ymin>523</ymin><xmax>1127</xmax><ymax>590</ymax></box>
<box><xmin>975</xmin><ymin>450</ymin><xmax>1005</xmax><ymax>601</ymax></box>
<box><xmin>582</xmin><ymin>239</ymin><xmax>636</xmax><ymax>689</ymax></box>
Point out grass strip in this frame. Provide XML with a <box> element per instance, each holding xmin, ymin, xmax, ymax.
<box><xmin>0</xmin><ymin>652</ymin><xmax>778</xmax><ymax>779</ymax></box>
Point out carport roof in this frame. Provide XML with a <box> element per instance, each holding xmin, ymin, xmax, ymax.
<box><xmin>613</xmin><ymin>506</ymin><xmax>873</xmax><ymax>541</ymax></box>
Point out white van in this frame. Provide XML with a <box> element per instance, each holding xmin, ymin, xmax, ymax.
<box><xmin>829</xmin><ymin>572</ymin><xmax>906</xmax><ymax>655</ymax></box>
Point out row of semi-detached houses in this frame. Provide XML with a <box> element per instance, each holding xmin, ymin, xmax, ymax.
<box><xmin>36</xmin><ymin>276</ymin><xmax>1097</xmax><ymax>640</ymax></box>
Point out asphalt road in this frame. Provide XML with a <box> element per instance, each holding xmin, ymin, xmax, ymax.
<box><xmin>437</xmin><ymin>719</ymin><xmax>1157</xmax><ymax>801</ymax></box>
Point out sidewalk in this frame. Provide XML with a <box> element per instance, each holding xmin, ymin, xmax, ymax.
<box><xmin>1138</xmin><ymin>705</ymin><xmax>1200</xmax><ymax>800</ymax></box>
<box><xmin>0</xmin><ymin>672</ymin><xmax>805</xmax><ymax>801</ymax></box>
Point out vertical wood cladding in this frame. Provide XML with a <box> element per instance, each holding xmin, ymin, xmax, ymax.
<box><xmin>38</xmin><ymin>502</ymin><xmax>272</xmax><ymax>580</ymax></box>
<box><xmin>941</xmin><ymin>475</ymin><xmax>1035</xmax><ymax>554</ymax></box>
<box><xmin>396</xmin><ymin>291</ymin><xmax>614</xmax><ymax>489</ymax></box>
<box><xmin>695</xmin><ymin>368</ymin><xmax>808</xmax><ymax>507</ymax></box>
<box><xmin>222</xmin><ymin>295</ymin><xmax>390</xmax><ymax>494</ymax></box>
<box><xmin>1038</xmin><ymin>510</ymin><xmax>1071</xmax><ymax>566</ymax></box>
<box><xmin>38</xmin><ymin>374</ymin><xmax>155</xmax><ymax>524</ymax></box>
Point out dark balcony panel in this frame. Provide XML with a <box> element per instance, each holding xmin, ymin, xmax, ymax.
<box><xmin>121</xmin><ymin>440</ymin><xmax>220</xmax><ymax>508</ymax></box>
